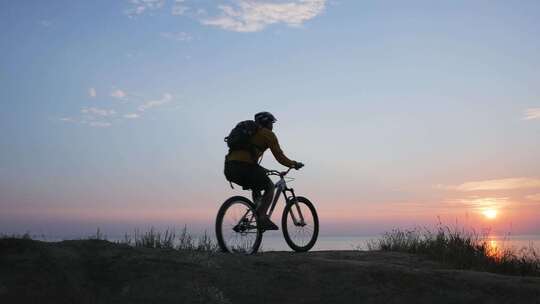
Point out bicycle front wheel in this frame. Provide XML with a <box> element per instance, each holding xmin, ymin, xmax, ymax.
<box><xmin>282</xmin><ymin>196</ymin><xmax>319</xmax><ymax>252</ymax></box>
<box><xmin>215</xmin><ymin>196</ymin><xmax>262</xmax><ymax>254</ymax></box>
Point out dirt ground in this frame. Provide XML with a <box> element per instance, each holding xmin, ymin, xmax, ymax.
<box><xmin>1</xmin><ymin>238</ymin><xmax>539</xmax><ymax>304</ymax></box>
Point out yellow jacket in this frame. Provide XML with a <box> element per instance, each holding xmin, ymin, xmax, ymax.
<box><xmin>226</xmin><ymin>127</ymin><xmax>296</xmax><ymax>168</ymax></box>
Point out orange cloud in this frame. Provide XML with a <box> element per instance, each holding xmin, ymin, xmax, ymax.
<box><xmin>523</xmin><ymin>108</ymin><xmax>540</xmax><ymax>120</ymax></box>
<box><xmin>526</xmin><ymin>193</ymin><xmax>540</xmax><ymax>201</ymax></box>
<box><xmin>437</xmin><ymin>178</ymin><xmax>540</xmax><ymax>192</ymax></box>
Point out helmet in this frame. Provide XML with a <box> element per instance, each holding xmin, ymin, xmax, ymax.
<box><xmin>254</xmin><ymin>111</ymin><xmax>276</xmax><ymax>126</ymax></box>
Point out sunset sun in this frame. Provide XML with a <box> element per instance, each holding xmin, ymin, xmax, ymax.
<box><xmin>482</xmin><ymin>209</ymin><xmax>498</xmax><ymax>220</ymax></box>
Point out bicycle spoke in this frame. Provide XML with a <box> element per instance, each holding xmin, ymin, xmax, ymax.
<box><xmin>219</xmin><ymin>199</ymin><xmax>260</xmax><ymax>254</ymax></box>
<box><xmin>285</xmin><ymin>200</ymin><xmax>316</xmax><ymax>249</ymax></box>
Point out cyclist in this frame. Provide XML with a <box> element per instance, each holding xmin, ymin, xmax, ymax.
<box><xmin>224</xmin><ymin>111</ymin><xmax>303</xmax><ymax>230</ymax></box>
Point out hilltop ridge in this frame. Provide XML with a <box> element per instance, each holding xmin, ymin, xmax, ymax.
<box><xmin>1</xmin><ymin>238</ymin><xmax>539</xmax><ymax>303</ymax></box>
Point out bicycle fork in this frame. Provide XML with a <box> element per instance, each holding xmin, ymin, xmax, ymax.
<box><xmin>286</xmin><ymin>188</ymin><xmax>306</xmax><ymax>226</ymax></box>
<box><xmin>266</xmin><ymin>184</ymin><xmax>306</xmax><ymax>226</ymax></box>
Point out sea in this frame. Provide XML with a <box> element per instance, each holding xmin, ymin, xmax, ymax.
<box><xmin>26</xmin><ymin>232</ymin><xmax>540</xmax><ymax>253</ymax></box>
<box><xmin>258</xmin><ymin>233</ymin><xmax>540</xmax><ymax>252</ymax></box>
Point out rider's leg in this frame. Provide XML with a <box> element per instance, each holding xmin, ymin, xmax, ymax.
<box><xmin>244</xmin><ymin>163</ymin><xmax>278</xmax><ymax>230</ymax></box>
<box><xmin>255</xmin><ymin>180</ymin><xmax>278</xmax><ymax>230</ymax></box>
<box><xmin>257</xmin><ymin>180</ymin><xmax>274</xmax><ymax>217</ymax></box>
<box><xmin>252</xmin><ymin>190</ymin><xmax>262</xmax><ymax>207</ymax></box>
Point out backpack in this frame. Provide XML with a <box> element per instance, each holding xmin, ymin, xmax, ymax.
<box><xmin>224</xmin><ymin>120</ymin><xmax>260</xmax><ymax>157</ymax></box>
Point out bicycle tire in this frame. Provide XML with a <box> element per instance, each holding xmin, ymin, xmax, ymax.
<box><xmin>282</xmin><ymin>196</ymin><xmax>319</xmax><ymax>252</ymax></box>
<box><xmin>215</xmin><ymin>196</ymin><xmax>262</xmax><ymax>254</ymax></box>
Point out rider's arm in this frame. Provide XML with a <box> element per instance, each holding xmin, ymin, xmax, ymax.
<box><xmin>264</xmin><ymin>130</ymin><xmax>297</xmax><ymax>168</ymax></box>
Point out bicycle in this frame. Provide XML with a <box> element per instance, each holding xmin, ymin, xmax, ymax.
<box><xmin>215</xmin><ymin>167</ymin><xmax>319</xmax><ymax>254</ymax></box>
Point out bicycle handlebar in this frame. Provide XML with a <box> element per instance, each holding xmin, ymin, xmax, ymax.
<box><xmin>266</xmin><ymin>167</ymin><xmax>294</xmax><ymax>177</ymax></box>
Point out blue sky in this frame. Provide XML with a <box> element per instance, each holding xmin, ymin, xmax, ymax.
<box><xmin>1</xmin><ymin>0</ymin><xmax>540</xmax><ymax>237</ymax></box>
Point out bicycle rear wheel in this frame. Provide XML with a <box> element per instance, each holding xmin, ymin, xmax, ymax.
<box><xmin>215</xmin><ymin>196</ymin><xmax>262</xmax><ymax>254</ymax></box>
<box><xmin>282</xmin><ymin>196</ymin><xmax>319</xmax><ymax>252</ymax></box>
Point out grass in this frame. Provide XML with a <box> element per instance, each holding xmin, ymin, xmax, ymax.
<box><xmin>2</xmin><ymin>226</ymin><xmax>218</xmax><ymax>252</ymax></box>
<box><xmin>0</xmin><ymin>232</ymin><xmax>32</xmax><ymax>240</ymax></box>
<box><xmin>368</xmin><ymin>224</ymin><xmax>540</xmax><ymax>276</ymax></box>
<box><xmin>118</xmin><ymin>226</ymin><xmax>218</xmax><ymax>252</ymax></box>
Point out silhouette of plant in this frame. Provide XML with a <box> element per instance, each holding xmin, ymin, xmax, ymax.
<box><xmin>370</xmin><ymin>223</ymin><xmax>540</xmax><ymax>276</ymax></box>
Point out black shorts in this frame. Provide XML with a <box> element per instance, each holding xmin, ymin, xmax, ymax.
<box><xmin>224</xmin><ymin>161</ymin><xmax>271</xmax><ymax>191</ymax></box>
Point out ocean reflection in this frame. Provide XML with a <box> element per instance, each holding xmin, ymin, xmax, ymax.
<box><xmin>481</xmin><ymin>235</ymin><xmax>540</xmax><ymax>259</ymax></box>
<box><xmin>486</xmin><ymin>238</ymin><xmax>500</xmax><ymax>257</ymax></box>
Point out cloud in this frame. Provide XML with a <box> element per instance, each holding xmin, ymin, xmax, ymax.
<box><xmin>201</xmin><ymin>0</ymin><xmax>326</xmax><ymax>32</ymax></box>
<box><xmin>125</xmin><ymin>0</ymin><xmax>165</xmax><ymax>17</ymax></box>
<box><xmin>449</xmin><ymin>195</ymin><xmax>540</xmax><ymax>210</ymax></box>
<box><xmin>454</xmin><ymin>196</ymin><xmax>509</xmax><ymax>211</ymax></box>
<box><xmin>60</xmin><ymin>88</ymin><xmax>175</xmax><ymax>128</ymax></box>
<box><xmin>81</xmin><ymin>107</ymin><xmax>116</xmax><ymax>117</ymax></box>
<box><xmin>88</xmin><ymin>88</ymin><xmax>97</xmax><ymax>98</ymax></box>
<box><xmin>111</xmin><ymin>90</ymin><xmax>127</xmax><ymax>99</ymax></box>
<box><xmin>523</xmin><ymin>108</ymin><xmax>540</xmax><ymax>120</ymax></box>
<box><xmin>172</xmin><ymin>0</ymin><xmax>189</xmax><ymax>15</ymax></box>
<box><xmin>89</xmin><ymin>122</ymin><xmax>112</xmax><ymax>128</ymax></box>
<box><xmin>124</xmin><ymin>113</ymin><xmax>140</xmax><ymax>119</ymax></box>
<box><xmin>437</xmin><ymin>178</ymin><xmax>540</xmax><ymax>192</ymax></box>
<box><xmin>138</xmin><ymin>93</ymin><xmax>173</xmax><ymax>111</ymax></box>
<box><xmin>160</xmin><ymin>31</ymin><xmax>192</xmax><ymax>42</ymax></box>
<box><xmin>526</xmin><ymin>193</ymin><xmax>540</xmax><ymax>201</ymax></box>
<box><xmin>39</xmin><ymin>20</ymin><xmax>52</xmax><ymax>27</ymax></box>
<box><xmin>126</xmin><ymin>51</ymin><xmax>143</xmax><ymax>59</ymax></box>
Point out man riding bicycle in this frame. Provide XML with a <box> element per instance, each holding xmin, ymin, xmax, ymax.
<box><xmin>224</xmin><ymin>112</ymin><xmax>304</xmax><ymax>231</ymax></box>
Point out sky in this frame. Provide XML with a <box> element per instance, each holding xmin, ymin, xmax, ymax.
<box><xmin>1</xmin><ymin>0</ymin><xmax>540</xmax><ymax>238</ymax></box>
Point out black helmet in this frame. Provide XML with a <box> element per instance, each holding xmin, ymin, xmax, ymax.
<box><xmin>254</xmin><ymin>111</ymin><xmax>276</xmax><ymax>126</ymax></box>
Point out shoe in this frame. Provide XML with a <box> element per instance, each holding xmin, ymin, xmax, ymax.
<box><xmin>258</xmin><ymin>216</ymin><xmax>279</xmax><ymax>231</ymax></box>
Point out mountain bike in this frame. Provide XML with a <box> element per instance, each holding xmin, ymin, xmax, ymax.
<box><xmin>215</xmin><ymin>168</ymin><xmax>319</xmax><ymax>254</ymax></box>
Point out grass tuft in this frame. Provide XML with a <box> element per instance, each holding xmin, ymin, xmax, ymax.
<box><xmin>369</xmin><ymin>224</ymin><xmax>540</xmax><ymax>276</ymax></box>
<box><xmin>88</xmin><ymin>228</ymin><xmax>106</xmax><ymax>241</ymax></box>
<box><xmin>2</xmin><ymin>227</ymin><xmax>218</xmax><ymax>252</ymax></box>
<box><xmin>0</xmin><ymin>232</ymin><xmax>32</xmax><ymax>240</ymax></box>
<box><xmin>133</xmin><ymin>227</ymin><xmax>176</xmax><ymax>249</ymax></box>
<box><xmin>121</xmin><ymin>226</ymin><xmax>218</xmax><ymax>252</ymax></box>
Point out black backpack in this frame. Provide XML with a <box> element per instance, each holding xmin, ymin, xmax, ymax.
<box><xmin>224</xmin><ymin>120</ymin><xmax>260</xmax><ymax>155</ymax></box>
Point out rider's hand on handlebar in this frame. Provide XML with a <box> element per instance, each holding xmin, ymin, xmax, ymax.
<box><xmin>293</xmin><ymin>162</ymin><xmax>304</xmax><ymax>170</ymax></box>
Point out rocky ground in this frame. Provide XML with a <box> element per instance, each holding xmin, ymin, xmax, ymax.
<box><xmin>1</xmin><ymin>238</ymin><xmax>539</xmax><ymax>304</ymax></box>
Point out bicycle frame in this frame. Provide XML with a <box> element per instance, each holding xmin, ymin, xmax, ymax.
<box><xmin>218</xmin><ymin>166</ymin><xmax>317</xmax><ymax>254</ymax></box>
<box><xmin>263</xmin><ymin>170</ymin><xmax>306</xmax><ymax>226</ymax></box>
